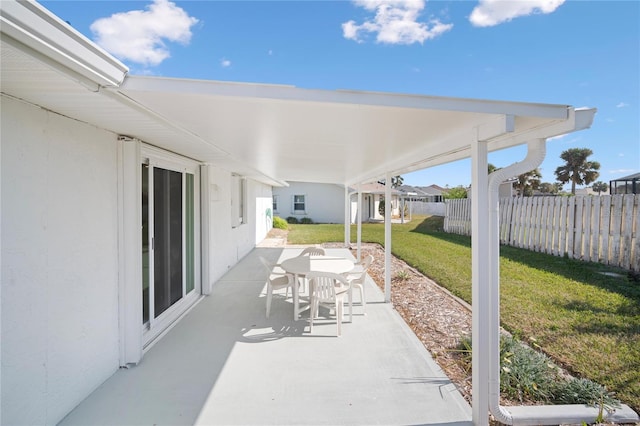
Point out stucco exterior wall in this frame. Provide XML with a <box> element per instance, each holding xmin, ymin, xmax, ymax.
<box><xmin>205</xmin><ymin>167</ymin><xmax>271</xmax><ymax>284</ymax></box>
<box><xmin>1</xmin><ymin>97</ymin><xmax>272</xmax><ymax>425</ymax></box>
<box><xmin>273</xmin><ymin>181</ymin><xmax>345</xmax><ymax>223</ymax></box>
<box><xmin>1</xmin><ymin>97</ymin><xmax>120</xmax><ymax>425</ymax></box>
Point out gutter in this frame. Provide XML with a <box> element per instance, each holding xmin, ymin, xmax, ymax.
<box><xmin>0</xmin><ymin>0</ymin><xmax>128</xmax><ymax>88</ymax></box>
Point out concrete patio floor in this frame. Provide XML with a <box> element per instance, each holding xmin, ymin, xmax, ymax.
<box><xmin>59</xmin><ymin>247</ymin><xmax>472</xmax><ymax>426</ymax></box>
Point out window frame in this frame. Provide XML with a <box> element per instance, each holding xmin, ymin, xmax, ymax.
<box><xmin>292</xmin><ymin>194</ymin><xmax>306</xmax><ymax>215</ymax></box>
<box><xmin>231</xmin><ymin>174</ymin><xmax>246</xmax><ymax>227</ymax></box>
<box><xmin>141</xmin><ymin>145</ymin><xmax>201</xmax><ymax>348</ymax></box>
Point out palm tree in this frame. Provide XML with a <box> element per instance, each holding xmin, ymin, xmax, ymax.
<box><xmin>515</xmin><ymin>169</ymin><xmax>542</xmax><ymax>196</ymax></box>
<box><xmin>554</xmin><ymin>148</ymin><xmax>600</xmax><ymax>195</ymax></box>
<box><xmin>592</xmin><ymin>181</ymin><xmax>608</xmax><ymax>195</ymax></box>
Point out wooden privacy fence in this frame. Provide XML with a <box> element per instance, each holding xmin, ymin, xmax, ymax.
<box><xmin>444</xmin><ymin>194</ymin><xmax>640</xmax><ymax>271</ymax></box>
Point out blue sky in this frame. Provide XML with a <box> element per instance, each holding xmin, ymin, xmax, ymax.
<box><xmin>42</xmin><ymin>0</ymin><xmax>639</xmax><ymax>189</ymax></box>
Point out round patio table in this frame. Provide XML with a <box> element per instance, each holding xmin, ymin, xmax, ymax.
<box><xmin>280</xmin><ymin>255</ymin><xmax>354</xmax><ymax>320</ymax></box>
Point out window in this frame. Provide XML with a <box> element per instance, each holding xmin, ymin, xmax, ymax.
<box><xmin>231</xmin><ymin>174</ymin><xmax>246</xmax><ymax>227</ymax></box>
<box><xmin>272</xmin><ymin>195</ymin><xmax>279</xmax><ymax>213</ymax></box>
<box><xmin>293</xmin><ymin>194</ymin><xmax>306</xmax><ymax>214</ymax></box>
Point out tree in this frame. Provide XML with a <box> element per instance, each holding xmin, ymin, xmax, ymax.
<box><xmin>539</xmin><ymin>182</ymin><xmax>561</xmax><ymax>195</ymax></box>
<box><xmin>515</xmin><ymin>169</ymin><xmax>542</xmax><ymax>196</ymax></box>
<box><xmin>443</xmin><ymin>186</ymin><xmax>468</xmax><ymax>199</ymax></box>
<box><xmin>554</xmin><ymin>148</ymin><xmax>601</xmax><ymax>195</ymax></box>
<box><xmin>592</xmin><ymin>181</ymin><xmax>608</xmax><ymax>195</ymax></box>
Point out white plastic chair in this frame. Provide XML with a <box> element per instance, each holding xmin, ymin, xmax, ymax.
<box><xmin>344</xmin><ymin>254</ymin><xmax>374</xmax><ymax>314</ymax></box>
<box><xmin>260</xmin><ymin>256</ymin><xmax>295</xmax><ymax>318</ymax></box>
<box><xmin>298</xmin><ymin>246</ymin><xmax>325</xmax><ymax>257</ymax></box>
<box><xmin>296</xmin><ymin>247</ymin><xmax>325</xmax><ymax>292</ymax></box>
<box><xmin>307</xmin><ymin>271</ymin><xmax>352</xmax><ymax>336</ymax></box>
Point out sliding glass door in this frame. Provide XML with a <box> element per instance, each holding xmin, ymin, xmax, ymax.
<box><xmin>142</xmin><ymin>149</ymin><xmax>200</xmax><ymax>346</ymax></box>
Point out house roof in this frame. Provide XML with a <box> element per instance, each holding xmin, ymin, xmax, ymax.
<box><xmin>417</xmin><ymin>185</ymin><xmax>447</xmax><ymax>196</ymax></box>
<box><xmin>610</xmin><ymin>172</ymin><xmax>640</xmax><ymax>181</ymax></box>
<box><xmin>1</xmin><ymin>0</ymin><xmax>596</xmax><ymax>188</ymax></box>
<box><xmin>351</xmin><ymin>182</ymin><xmax>401</xmax><ymax>195</ymax></box>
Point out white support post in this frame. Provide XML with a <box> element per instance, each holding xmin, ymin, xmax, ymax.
<box><xmin>409</xmin><ymin>197</ymin><xmax>413</xmax><ymax>221</ymax></box>
<box><xmin>357</xmin><ymin>183</ymin><xmax>363</xmax><ymax>261</ymax></box>
<box><xmin>471</xmin><ymin>135</ymin><xmax>490</xmax><ymax>426</ymax></box>
<box><xmin>117</xmin><ymin>137</ymin><xmax>143</xmax><ymax>366</ymax></box>
<box><xmin>200</xmin><ymin>165</ymin><xmax>212</xmax><ymax>295</ymax></box>
<box><xmin>384</xmin><ymin>173</ymin><xmax>392</xmax><ymax>303</ymax></box>
<box><xmin>344</xmin><ymin>185</ymin><xmax>350</xmax><ymax>247</ymax></box>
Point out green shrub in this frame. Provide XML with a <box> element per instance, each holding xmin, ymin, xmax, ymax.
<box><xmin>300</xmin><ymin>217</ymin><xmax>313</xmax><ymax>224</ymax></box>
<box><xmin>499</xmin><ymin>335</ymin><xmax>556</xmax><ymax>403</ymax></box>
<box><xmin>456</xmin><ymin>335</ymin><xmax>620</xmax><ymax>407</ymax></box>
<box><xmin>552</xmin><ymin>377</ymin><xmax>620</xmax><ymax>410</ymax></box>
<box><xmin>286</xmin><ymin>216</ymin><xmax>299</xmax><ymax>224</ymax></box>
<box><xmin>273</xmin><ymin>216</ymin><xmax>288</xmax><ymax>229</ymax></box>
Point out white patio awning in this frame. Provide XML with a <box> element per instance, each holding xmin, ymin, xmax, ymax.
<box><xmin>113</xmin><ymin>75</ymin><xmax>595</xmax><ymax>187</ymax></box>
<box><xmin>1</xmin><ymin>0</ymin><xmax>594</xmax><ymax>187</ymax></box>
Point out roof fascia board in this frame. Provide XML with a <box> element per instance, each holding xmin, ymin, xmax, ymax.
<box><xmin>0</xmin><ymin>0</ymin><xmax>128</xmax><ymax>87</ymax></box>
<box><xmin>485</xmin><ymin>108</ymin><xmax>597</xmax><ymax>151</ymax></box>
<box><xmin>122</xmin><ymin>75</ymin><xmax>571</xmax><ymax>119</ymax></box>
<box><xmin>345</xmin><ymin>108</ymin><xmax>596</xmax><ymax>185</ymax></box>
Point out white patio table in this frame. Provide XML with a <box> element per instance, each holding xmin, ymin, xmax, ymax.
<box><xmin>280</xmin><ymin>255</ymin><xmax>354</xmax><ymax>320</ymax></box>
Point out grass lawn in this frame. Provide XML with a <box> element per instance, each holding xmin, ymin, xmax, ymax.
<box><xmin>287</xmin><ymin>215</ymin><xmax>640</xmax><ymax>412</ymax></box>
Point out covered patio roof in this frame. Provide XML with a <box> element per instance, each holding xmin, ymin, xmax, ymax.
<box><xmin>114</xmin><ymin>75</ymin><xmax>590</xmax><ymax>187</ymax></box>
<box><xmin>1</xmin><ymin>0</ymin><xmax>595</xmax><ymax>188</ymax></box>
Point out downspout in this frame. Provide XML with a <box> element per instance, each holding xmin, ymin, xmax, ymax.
<box><xmin>384</xmin><ymin>173</ymin><xmax>392</xmax><ymax>302</ymax></box>
<box><xmin>357</xmin><ymin>184</ymin><xmax>363</xmax><ymax>262</ymax></box>
<box><xmin>344</xmin><ymin>185</ymin><xmax>350</xmax><ymax>248</ymax></box>
<box><xmin>487</xmin><ymin>138</ymin><xmax>547</xmax><ymax>425</ymax></box>
<box><xmin>346</xmin><ymin>187</ymin><xmax>363</xmax><ymax>260</ymax></box>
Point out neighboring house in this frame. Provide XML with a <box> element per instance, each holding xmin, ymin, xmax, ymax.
<box><xmin>574</xmin><ymin>186</ymin><xmax>597</xmax><ymax>196</ymax></box>
<box><xmin>399</xmin><ymin>184</ymin><xmax>450</xmax><ymax>202</ymax></box>
<box><xmin>610</xmin><ymin>172</ymin><xmax>639</xmax><ymax>195</ymax></box>
<box><xmin>351</xmin><ymin>182</ymin><xmax>402</xmax><ymax>222</ymax></box>
<box><xmin>272</xmin><ymin>181</ymin><xmax>403</xmax><ymax>224</ymax></box>
<box><xmin>272</xmin><ymin>181</ymin><xmax>345</xmax><ymax>223</ymax></box>
<box><xmin>397</xmin><ymin>184</ymin><xmax>447</xmax><ymax>216</ymax></box>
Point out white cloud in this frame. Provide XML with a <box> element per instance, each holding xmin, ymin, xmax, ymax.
<box><xmin>469</xmin><ymin>0</ymin><xmax>565</xmax><ymax>27</ymax></box>
<box><xmin>342</xmin><ymin>0</ymin><xmax>453</xmax><ymax>45</ymax></box>
<box><xmin>90</xmin><ymin>0</ymin><xmax>198</xmax><ymax>66</ymax></box>
<box><xmin>616</xmin><ymin>102</ymin><xmax>629</xmax><ymax>108</ymax></box>
<box><xmin>609</xmin><ymin>169</ymin><xmax>635</xmax><ymax>174</ymax></box>
<box><xmin>221</xmin><ymin>58</ymin><xmax>231</xmax><ymax>68</ymax></box>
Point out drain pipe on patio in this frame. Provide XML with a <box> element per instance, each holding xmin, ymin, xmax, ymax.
<box><xmin>487</xmin><ymin>138</ymin><xmax>547</xmax><ymax>425</ymax></box>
